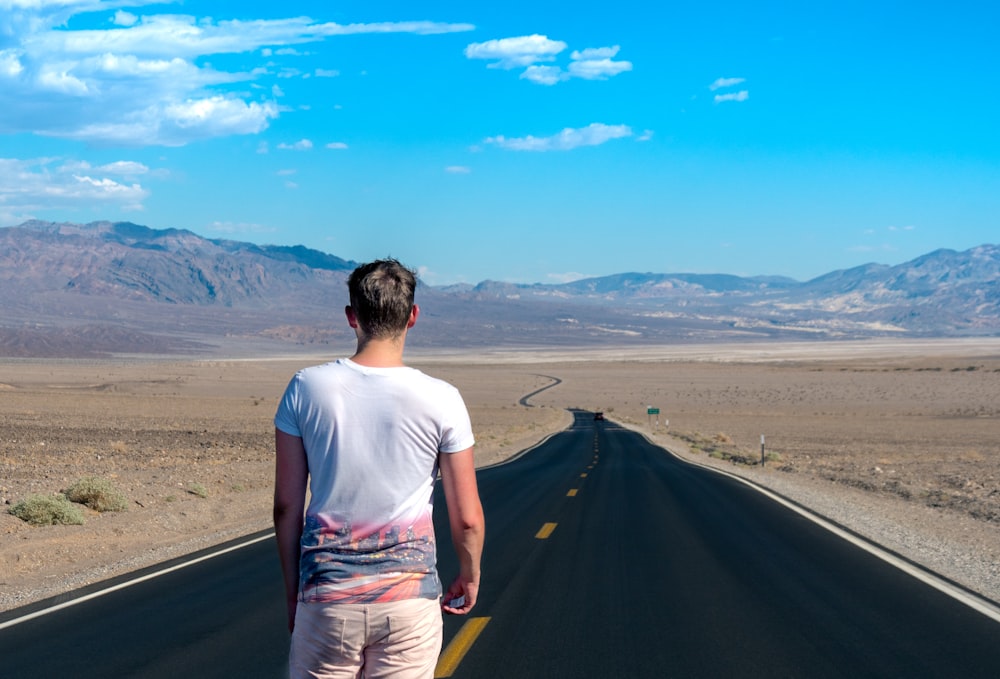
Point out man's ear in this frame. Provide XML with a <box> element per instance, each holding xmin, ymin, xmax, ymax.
<box><xmin>407</xmin><ymin>304</ymin><xmax>419</xmax><ymax>329</ymax></box>
<box><xmin>345</xmin><ymin>305</ymin><xmax>358</xmax><ymax>328</ymax></box>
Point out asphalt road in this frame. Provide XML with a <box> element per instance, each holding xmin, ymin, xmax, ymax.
<box><xmin>434</xmin><ymin>411</ymin><xmax>1000</xmax><ymax>678</ymax></box>
<box><xmin>3</xmin><ymin>410</ymin><xmax>1000</xmax><ymax>677</ymax></box>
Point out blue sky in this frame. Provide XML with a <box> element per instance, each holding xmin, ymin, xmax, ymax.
<box><xmin>1</xmin><ymin>1</ymin><xmax>997</xmax><ymax>285</ymax></box>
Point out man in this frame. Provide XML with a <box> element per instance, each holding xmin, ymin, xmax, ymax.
<box><xmin>273</xmin><ymin>259</ymin><xmax>485</xmax><ymax>679</ymax></box>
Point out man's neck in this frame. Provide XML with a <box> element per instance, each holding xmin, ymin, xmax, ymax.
<box><xmin>350</xmin><ymin>336</ymin><xmax>406</xmax><ymax>368</ymax></box>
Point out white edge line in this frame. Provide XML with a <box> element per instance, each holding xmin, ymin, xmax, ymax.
<box><xmin>638</xmin><ymin>431</ymin><xmax>1000</xmax><ymax>625</ymax></box>
<box><xmin>0</xmin><ymin>532</ymin><xmax>275</xmax><ymax>631</ymax></box>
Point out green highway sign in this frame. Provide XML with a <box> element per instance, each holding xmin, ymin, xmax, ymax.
<box><xmin>647</xmin><ymin>407</ymin><xmax>660</xmax><ymax>415</ymax></box>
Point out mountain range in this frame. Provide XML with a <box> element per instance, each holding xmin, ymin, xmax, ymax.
<box><xmin>1</xmin><ymin>220</ymin><xmax>997</xmax><ymax>357</ymax></box>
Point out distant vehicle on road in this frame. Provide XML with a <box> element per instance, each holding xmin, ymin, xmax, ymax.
<box><xmin>594</xmin><ymin>412</ymin><xmax>604</xmax><ymax>421</ymax></box>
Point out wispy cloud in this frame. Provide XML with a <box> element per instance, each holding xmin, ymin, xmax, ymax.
<box><xmin>0</xmin><ymin>156</ymin><xmax>151</xmax><ymax>224</ymax></box>
<box><xmin>0</xmin><ymin>5</ymin><xmax>473</xmax><ymax>146</ymax></box>
<box><xmin>468</xmin><ymin>35</ymin><xmax>631</xmax><ymax>85</ymax></box>
<box><xmin>709</xmin><ymin>77</ymin><xmax>746</xmax><ymax>91</ymax></box>
<box><xmin>484</xmin><ymin>123</ymin><xmax>632</xmax><ymax>151</ymax></box>
<box><xmin>325</xmin><ymin>141</ymin><xmax>349</xmax><ymax>150</ymax></box>
<box><xmin>278</xmin><ymin>139</ymin><xmax>313</xmax><ymax>150</ymax></box>
<box><xmin>710</xmin><ymin>76</ymin><xmax>749</xmax><ymax>104</ymax></box>
<box><xmin>445</xmin><ymin>165</ymin><xmax>471</xmax><ymax>174</ymax></box>
<box><xmin>59</xmin><ymin>159</ymin><xmax>150</xmax><ymax>176</ymax></box>
<box><xmin>714</xmin><ymin>90</ymin><xmax>749</xmax><ymax>103</ymax></box>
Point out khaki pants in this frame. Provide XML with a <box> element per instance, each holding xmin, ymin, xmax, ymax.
<box><xmin>290</xmin><ymin>598</ymin><xmax>443</xmax><ymax>679</ymax></box>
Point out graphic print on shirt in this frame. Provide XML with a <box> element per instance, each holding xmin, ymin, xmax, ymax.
<box><xmin>299</xmin><ymin>509</ymin><xmax>439</xmax><ymax>603</ymax></box>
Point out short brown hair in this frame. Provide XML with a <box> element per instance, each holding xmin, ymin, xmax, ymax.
<box><xmin>347</xmin><ymin>259</ymin><xmax>417</xmax><ymax>339</ymax></box>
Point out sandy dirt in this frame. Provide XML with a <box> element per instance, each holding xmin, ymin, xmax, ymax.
<box><xmin>2</xmin><ymin>338</ymin><xmax>999</xmax><ymax>611</ymax></box>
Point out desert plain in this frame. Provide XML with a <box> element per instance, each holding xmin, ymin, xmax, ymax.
<box><xmin>1</xmin><ymin>338</ymin><xmax>999</xmax><ymax>613</ymax></box>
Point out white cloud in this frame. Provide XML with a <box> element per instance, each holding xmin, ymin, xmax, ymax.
<box><xmin>48</xmin><ymin>96</ymin><xmax>278</xmax><ymax>146</ymax></box>
<box><xmin>325</xmin><ymin>141</ymin><xmax>348</xmax><ymax>150</ymax></box>
<box><xmin>36</xmin><ymin>15</ymin><xmax>473</xmax><ymax>59</ymax></box>
<box><xmin>469</xmin><ymin>37</ymin><xmax>631</xmax><ymax>85</ymax></box>
<box><xmin>636</xmin><ymin>129</ymin><xmax>654</xmax><ymax>142</ymax></box>
<box><xmin>521</xmin><ymin>64</ymin><xmax>564</xmax><ymax>85</ymax></box>
<box><xmin>0</xmin><ymin>50</ymin><xmax>24</xmax><ymax>77</ymax></box>
<box><xmin>95</xmin><ymin>160</ymin><xmax>149</xmax><ymax>175</ymax></box>
<box><xmin>0</xmin><ymin>156</ymin><xmax>151</xmax><ymax>221</ymax></box>
<box><xmin>445</xmin><ymin>165</ymin><xmax>470</xmax><ymax>174</ymax></box>
<box><xmin>714</xmin><ymin>90</ymin><xmax>749</xmax><ymax>103</ymax></box>
<box><xmin>567</xmin><ymin>56</ymin><xmax>632</xmax><ymax>80</ymax></box>
<box><xmin>484</xmin><ymin>123</ymin><xmax>632</xmax><ymax>152</ymax></box>
<box><xmin>278</xmin><ymin>138</ymin><xmax>313</xmax><ymax>150</ymax></box>
<box><xmin>570</xmin><ymin>47</ymin><xmax>619</xmax><ymax>60</ymax></box>
<box><xmin>0</xmin><ymin>7</ymin><xmax>473</xmax><ymax>145</ymax></box>
<box><xmin>887</xmin><ymin>224</ymin><xmax>916</xmax><ymax>232</ymax></box>
<box><xmin>277</xmin><ymin>168</ymin><xmax>297</xmax><ymax>176</ymax></box>
<box><xmin>112</xmin><ymin>10</ymin><xmax>138</xmax><ymax>27</ymax></box>
<box><xmin>315</xmin><ymin>68</ymin><xmax>339</xmax><ymax>77</ymax></box>
<box><xmin>709</xmin><ymin>77</ymin><xmax>746</xmax><ymax>90</ymax></box>
<box><xmin>465</xmin><ymin>34</ymin><xmax>566</xmax><ymax>69</ymax></box>
<box><xmin>568</xmin><ymin>45</ymin><xmax>632</xmax><ymax>81</ymax></box>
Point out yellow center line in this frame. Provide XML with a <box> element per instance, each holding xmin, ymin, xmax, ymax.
<box><xmin>536</xmin><ymin>522</ymin><xmax>558</xmax><ymax>539</ymax></box>
<box><xmin>580</xmin><ymin>472</ymin><xmax>588</xmax><ymax>478</ymax></box>
<box><xmin>435</xmin><ymin>617</ymin><xmax>491</xmax><ymax>678</ymax></box>
<box><xmin>567</xmin><ymin>488</ymin><xmax>578</xmax><ymax>497</ymax></box>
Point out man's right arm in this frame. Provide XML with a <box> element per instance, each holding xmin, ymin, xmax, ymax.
<box><xmin>438</xmin><ymin>447</ymin><xmax>485</xmax><ymax>615</ymax></box>
<box><xmin>274</xmin><ymin>428</ymin><xmax>308</xmax><ymax>632</ymax></box>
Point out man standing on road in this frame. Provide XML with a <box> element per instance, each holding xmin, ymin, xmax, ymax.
<box><xmin>273</xmin><ymin>258</ymin><xmax>485</xmax><ymax>679</ymax></box>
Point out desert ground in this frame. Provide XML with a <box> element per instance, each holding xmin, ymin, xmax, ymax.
<box><xmin>2</xmin><ymin>338</ymin><xmax>999</xmax><ymax>613</ymax></box>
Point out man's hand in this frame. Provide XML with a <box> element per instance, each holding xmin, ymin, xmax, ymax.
<box><xmin>441</xmin><ymin>576</ymin><xmax>479</xmax><ymax>615</ymax></box>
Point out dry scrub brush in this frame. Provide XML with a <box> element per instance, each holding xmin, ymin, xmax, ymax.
<box><xmin>9</xmin><ymin>494</ymin><xmax>85</xmax><ymax>526</ymax></box>
<box><xmin>64</xmin><ymin>476</ymin><xmax>129</xmax><ymax>512</ymax></box>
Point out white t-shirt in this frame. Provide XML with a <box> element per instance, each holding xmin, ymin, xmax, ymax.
<box><xmin>274</xmin><ymin>358</ymin><xmax>475</xmax><ymax>603</ymax></box>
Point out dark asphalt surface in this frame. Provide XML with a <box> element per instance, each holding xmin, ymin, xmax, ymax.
<box><xmin>436</xmin><ymin>412</ymin><xmax>1000</xmax><ymax>678</ymax></box>
<box><xmin>3</xmin><ymin>410</ymin><xmax>999</xmax><ymax>678</ymax></box>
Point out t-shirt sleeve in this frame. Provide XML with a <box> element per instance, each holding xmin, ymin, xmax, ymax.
<box><xmin>439</xmin><ymin>387</ymin><xmax>475</xmax><ymax>454</ymax></box>
<box><xmin>273</xmin><ymin>374</ymin><xmax>302</xmax><ymax>437</ymax></box>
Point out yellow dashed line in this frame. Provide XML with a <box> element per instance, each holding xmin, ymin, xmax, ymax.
<box><xmin>536</xmin><ymin>522</ymin><xmax>558</xmax><ymax>539</ymax></box>
<box><xmin>435</xmin><ymin>617</ymin><xmax>491</xmax><ymax>677</ymax></box>
<box><xmin>580</xmin><ymin>472</ymin><xmax>588</xmax><ymax>478</ymax></box>
<box><xmin>567</xmin><ymin>488</ymin><xmax>578</xmax><ymax>497</ymax></box>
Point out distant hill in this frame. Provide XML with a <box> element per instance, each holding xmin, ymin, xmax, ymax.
<box><xmin>1</xmin><ymin>220</ymin><xmax>997</xmax><ymax>357</ymax></box>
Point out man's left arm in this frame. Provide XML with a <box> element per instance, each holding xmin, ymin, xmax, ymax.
<box><xmin>439</xmin><ymin>447</ymin><xmax>484</xmax><ymax>615</ymax></box>
<box><xmin>274</xmin><ymin>428</ymin><xmax>308</xmax><ymax>633</ymax></box>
